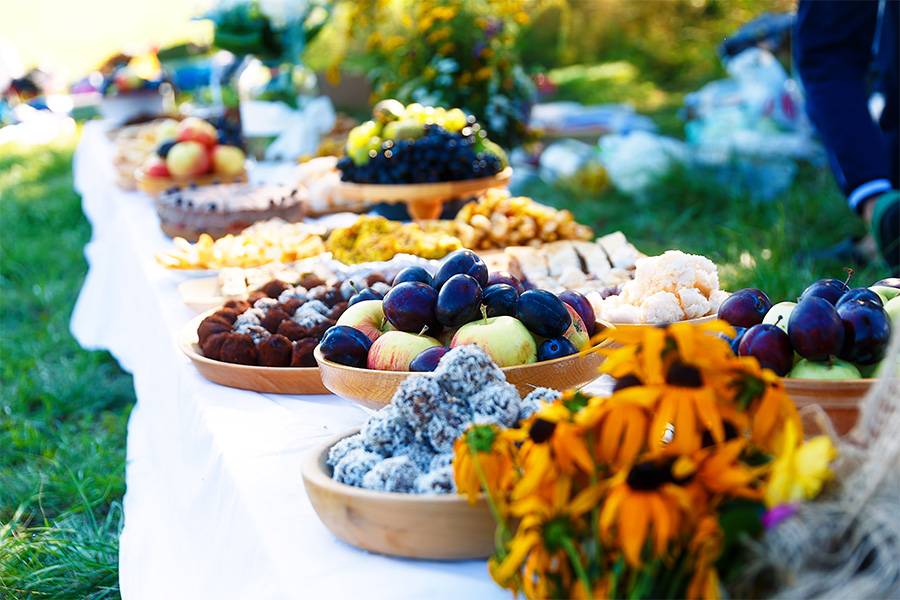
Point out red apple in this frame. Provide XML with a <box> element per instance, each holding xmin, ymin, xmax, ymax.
<box><xmin>166</xmin><ymin>141</ymin><xmax>211</xmax><ymax>178</ymax></box>
<box><xmin>176</xmin><ymin>117</ymin><xmax>219</xmax><ymax>148</ymax></box>
<box><xmin>336</xmin><ymin>300</ymin><xmax>391</xmax><ymax>342</ymax></box>
<box><xmin>212</xmin><ymin>145</ymin><xmax>246</xmax><ymax>176</ymax></box>
<box><xmin>144</xmin><ymin>156</ymin><xmax>170</xmax><ymax>179</ymax></box>
<box><xmin>367</xmin><ymin>331</ymin><xmax>441</xmax><ymax>371</ymax></box>
<box><xmin>562</xmin><ymin>304</ymin><xmax>590</xmax><ymax>350</ymax></box>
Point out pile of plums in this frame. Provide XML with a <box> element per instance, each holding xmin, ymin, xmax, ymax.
<box><xmin>318</xmin><ymin>249</ymin><xmax>598</xmax><ymax>371</ymax></box>
<box><xmin>718</xmin><ymin>276</ymin><xmax>898</xmax><ymax>379</ymax></box>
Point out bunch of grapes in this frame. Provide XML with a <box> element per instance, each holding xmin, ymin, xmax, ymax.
<box><xmin>337</xmin><ymin>100</ymin><xmax>506</xmax><ymax>185</ymax></box>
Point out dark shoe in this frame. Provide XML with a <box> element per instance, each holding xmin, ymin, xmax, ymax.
<box><xmin>871</xmin><ymin>191</ymin><xmax>900</xmax><ymax>275</ymax></box>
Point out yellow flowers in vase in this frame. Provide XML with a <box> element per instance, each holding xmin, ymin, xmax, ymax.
<box><xmin>453</xmin><ymin>320</ymin><xmax>837</xmax><ymax>599</ymax></box>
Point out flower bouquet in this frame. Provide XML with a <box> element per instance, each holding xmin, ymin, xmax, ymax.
<box><xmin>453</xmin><ymin>320</ymin><xmax>837</xmax><ymax>599</ymax></box>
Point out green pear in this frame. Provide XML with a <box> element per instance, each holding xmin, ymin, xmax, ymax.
<box><xmin>788</xmin><ymin>358</ymin><xmax>861</xmax><ymax>380</ymax></box>
<box><xmin>763</xmin><ymin>301</ymin><xmax>796</xmax><ymax>333</ymax></box>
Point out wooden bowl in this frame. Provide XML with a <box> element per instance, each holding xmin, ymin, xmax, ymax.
<box><xmin>302</xmin><ymin>430</ymin><xmax>495</xmax><ymax>560</ymax></box>
<box><xmin>314</xmin><ymin>336</ymin><xmax>608</xmax><ymax>410</ymax></box>
<box><xmin>337</xmin><ymin>167</ymin><xmax>512</xmax><ymax>220</ymax></box>
<box><xmin>784</xmin><ymin>378</ymin><xmax>875</xmax><ymax>435</ymax></box>
<box><xmin>135</xmin><ymin>169</ymin><xmax>248</xmax><ymax>197</ymax></box>
<box><xmin>180</xmin><ymin>312</ymin><xmax>328</xmax><ymax>395</ymax></box>
<box><xmin>178</xmin><ymin>276</ymin><xmax>227</xmax><ymax>313</ymax></box>
<box><xmin>610</xmin><ymin>314</ymin><xmax>718</xmax><ymax>329</ymax></box>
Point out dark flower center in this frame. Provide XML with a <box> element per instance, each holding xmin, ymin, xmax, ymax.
<box><xmin>666</xmin><ymin>362</ymin><xmax>703</xmax><ymax>388</ymax></box>
<box><xmin>626</xmin><ymin>461</ymin><xmax>670</xmax><ymax>491</ymax></box>
<box><xmin>613</xmin><ymin>374</ymin><xmax>643</xmax><ymax>392</ymax></box>
<box><xmin>701</xmin><ymin>420</ymin><xmax>740</xmax><ymax>448</ymax></box>
<box><xmin>529</xmin><ymin>418</ymin><xmax>557</xmax><ymax>444</ymax></box>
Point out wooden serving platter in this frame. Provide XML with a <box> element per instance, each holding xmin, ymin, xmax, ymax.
<box><xmin>180</xmin><ymin>313</ymin><xmax>328</xmax><ymax>395</ymax></box>
<box><xmin>336</xmin><ymin>167</ymin><xmax>512</xmax><ymax>220</ymax></box>
<box><xmin>302</xmin><ymin>429</ymin><xmax>494</xmax><ymax>560</ymax></box>
<box><xmin>314</xmin><ymin>334</ymin><xmax>608</xmax><ymax>410</ymax></box>
<box><xmin>135</xmin><ymin>169</ymin><xmax>248</xmax><ymax>197</ymax></box>
<box><xmin>784</xmin><ymin>377</ymin><xmax>875</xmax><ymax>435</ymax></box>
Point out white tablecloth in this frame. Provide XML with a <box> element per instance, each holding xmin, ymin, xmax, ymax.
<box><xmin>70</xmin><ymin>121</ymin><xmax>508</xmax><ymax>600</ymax></box>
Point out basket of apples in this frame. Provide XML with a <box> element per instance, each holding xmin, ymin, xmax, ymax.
<box><xmin>313</xmin><ymin>250</ymin><xmax>608</xmax><ymax>409</ymax></box>
<box><xmin>335</xmin><ymin>100</ymin><xmax>511</xmax><ymax>220</ymax></box>
<box><xmin>136</xmin><ymin>117</ymin><xmax>248</xmax><ymax>196</ymax></box>
<box><xmin>718</xmin><ymin>276</ymin><xmax>898</xmax><ymax>434</ymax></box>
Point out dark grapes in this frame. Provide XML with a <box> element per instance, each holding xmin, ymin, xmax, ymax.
<box><xmin>338</xmin><ymin>125</ymin><xmax>503</xmax><ymax>185</ymax></box>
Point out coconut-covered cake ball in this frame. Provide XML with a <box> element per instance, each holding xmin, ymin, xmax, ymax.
<box><xmin>401</xmin><ymin>441</ymin><xmax>438</xmax><ymax>472</ymax></box>
<box><xmin>361</xmin><ymin>455</ymin><xmax>420</xmax><ymax>493</ymax></box>
<box><xmin>520</xmin><ymin>387</ymin><xmax>562</xmax><ymax>421</ymax></box>
<box><xmin>333</xmin><ymin>449</ymin><xmax>383</xmax><ymax>487</ymax></box>
<box><xmin>470</xmin><ymin>382</ymin><xmax>521</xmax><ymax>428</ymax></box>
<box><xmin>362</xmin><ymin>406</ymin><xmax>415</xmax><ymax>456</ymax></box>
<box><xmin>429</xmin><ymin>453</ymin><xmax>454</xmax><ymax>471</ymax></box>
<box><xmin>433</xmin><ymin>345</ymin><xmax>505</xmax><ymax>398</ymax></box>
<box><xmin>393</xmin><ymin>376</ymin><xmax>451</xmax><ymax>432</ymax></box>
<box><xmin>327</xmin><ymin>433</ymin><xmax>365</xmax><ymax>468</ymax></box>
<box><xmin>415</xmin><ymin>466</ymin><xmax>456</xmax><ymax>495</ymax></box>
<box><xmin>426</xmin><ymin>397</ymin><xmax>472</xmax><ymax>453</ymax></box>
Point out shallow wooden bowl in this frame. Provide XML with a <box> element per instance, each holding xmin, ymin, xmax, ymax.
<box><xmin>135</xmin><ymin>169</ymin><xmax>248</xmax><ymax>197</ymax></box>
<box><xmin>178</xmin><ymin>276</ymin><xmax>227</xmax><ymax>313</ymax></box>
<box><xmin>611</xmin><ymin>314</ymin><xmax>718</xmax><ymax>329</ymax></box>
<box><xmin>336</xmin><ymin>167</ymin><xmax>512</xmax><ymax>220</ymax></box>
<box><xmin>784</xmin><ymin>378</ymin><xmax>875</xmax><ymax>435</ymax></box>
<box><xmin>314</xmin><ymin>336</ymin><xmax>607</xmax><ymax>410</ymax></box>
<box><xmin>180</xmin><ymin>312</ymin><xmax>328</xmax><ymax>395</ymax></box>
<box><xmin>302</xmin><ymin>430</ymin><xmax>494</xmax><ymax>560</ymax></box>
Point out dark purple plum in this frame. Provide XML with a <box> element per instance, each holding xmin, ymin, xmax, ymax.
<box><xmin>738</xmin><ymin>324</ymin><xmax>794</xmax><ymax>376</ymax></box>
<box><xmin>348</xmin><ymin>288</ymin><xmax>383</xmax><ymax>306</ymax></box>
<box><xmin>487</xmin><ymin>271</ymin><xmax>525</xmax><ymax>294</ymax></box>
<box><xmin>837</xmin><ymin>288</ymin><xmax>883</xmax><ymax>307</ymax></box>
<box><xmin>409</xmin><ymin>346</ymin><xmax>451</xmax><ymax>372</ymax></box>
<box><xmin>788</xmin><ymin>296</ymin><xmax>845</xmax><ymax>360</ymax></box>
<box><xmin>873</xmin><ymin>277</ymin><xmax>900</xmax><ymax>289</ymax></box>
<box><xmin>720</xmin><ymin>326</ymin><xmax>747</xmax><ymax>355</ymax></box>
<box><xmin>318</xmin><ymin>325</ymin><xmax>372</xmax><ymax>367</ymax></box>
<box><xmin>558</xmin><ymin>290</ymin><xmax>597</xmax><ymax>336</ymax></box>
<box><xmin>836</xmin><ymin>300</ymin><xmax>892</xmax><ymax>364</ymax></box>
<box><xmin>392</xmin><ymin>266</ymin><xmax>433</xmax><ymax>287</ymax></box>
<box><xmin>433</xmin><ymin>250</ymin><xmax>488</xmax><ymax>289</ymax></box>
<box><xmin>435</xmin><ymin>274</ymin><xmax>483</xmax><ymax>327</ymax></box>
<box><xmin>799</xmin><ymin>278</ymin><xmax>849</xmax><ymax>306</ymax></box>
<box><xmin>717</xmin><ymin>288</ymin><xmax>772</xmax><ymax>328</ymax></box>
<box><xmin>482</xmin><ymin>284</ymin><xmax>518</xmax><ymax>318</ymax></box>
<box><xmin>382</xmin><ymin>282</ymin><xmax>438</xmax><ymax>333</ymax></box>
<box><xmin>517</xmin><ymin>290</ymin><xmax>571</xmax><ymax>338</ymax></box>
<box><xmin>538</xmin><ymin>337</ymin><xmax>578</xmax><ymax>361</ymax></box>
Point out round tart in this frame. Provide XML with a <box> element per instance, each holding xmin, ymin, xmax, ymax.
<box><xmin>155</xmin><ymin>183</ymin><xmax>307</xmax><ymax>241</ymax></box>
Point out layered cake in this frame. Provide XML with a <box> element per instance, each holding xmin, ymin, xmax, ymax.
<box><xmin>155</xmin><ymin>183</ymin><xmax>306</xmax><ymax>241</ymax></box>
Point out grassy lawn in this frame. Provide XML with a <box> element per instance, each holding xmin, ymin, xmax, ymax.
<box><xmin>0</xmin><ymin>137</ymin><xmax>135</xmax><ymax>599</ymax></box>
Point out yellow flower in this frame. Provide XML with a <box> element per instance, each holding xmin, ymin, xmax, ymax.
<box><xmin>577</xmin><ymin>394</ymin><xmax>648</xmax><ymax>467</ymax></box>
<box><xmin>427</xmin><ymin>28</ymin><xmax>450</xmax><ymax>44</ymax></box>
<box><xmin>438</xmin><ymin>42</ymin><xmax>456</xmax><ymax>56</ymax></box>
<box><xmin>453</xmin><ymin>424</ymin><xmax>518</xmax><ymax>504</ymax></box>
<box><xmin>686</xmin><ymin>515</ymin><xmax>722</xmax><ymax>600</ymax></box>
<box><xmin>600</xmin><ymin>461</ymin><xmax>692</xmax><ymax>565</ymax></box>
<box><xmin>730</xmin><ymin>357</ymin><xmax>800</xmax><ymax>450</ymax></box>
<box><xmin>765</xmin><ymin>420</ymin><xmax>836</xmax><ymax>507</ymax></box>
<box><xmin>693</xmin><ymin>438</ymin><xmax>765</xmax><ymax>500</ymax></box>
<box><xmin>475</xmin><ymin>66</ymin><xmax>494</xmax><ymax>81</ymax></box>
<box><xmin>492</xmin><ymin>476</ymin><xmax>603</xmax><ymax>596</ymax></box>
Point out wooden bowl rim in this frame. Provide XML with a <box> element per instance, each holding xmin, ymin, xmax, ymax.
<box><xmin>313</xmin><ymin>334</ymin><xmax>611</xmax><ymax>379</ymax></box>
<box><xmin>609</xmin><ymin>314</ymin><xmax>718</xmax><ymax>327</ymax></box>
<box><xmin>783</xmin><ymin>377</ymin><xmax>879</xmax><ymax>387</ymax></box>
<box><xmin>180</xmin><ymin>310</ymin><xmax>320</xmax><ymax>376</ymax></box>
<box><xmin>302</xmin><ymin>428</ymin><xmax>481</xmax><ymax>504</ymax></box>
<box><xmin>336</xmin><ymin>167</ymin><xmax>512</xmax><ymax>202</ymax></box>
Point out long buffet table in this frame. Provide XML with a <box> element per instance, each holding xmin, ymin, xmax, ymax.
<box><xmin>70</xmin><ymin>121</ymin><xmax>510</xmax><ymax>599</ymax></box>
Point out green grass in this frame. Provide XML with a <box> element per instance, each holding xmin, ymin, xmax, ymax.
<box><xmin>0</xmin><ymin>137</ymin><xmax>135</xmax><ymax>599</ymax></box>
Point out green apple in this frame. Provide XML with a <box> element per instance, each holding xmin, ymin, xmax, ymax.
<box><xmin>885</xmin><ymin>296</ymin><xmax>900</xmax><ymax>328</ymax></box>
<box><xmin>763</xmin><ymin>301</ymin><xmax>796</xmax><ymax>333</ymax></box>
<box><xmin>451</xmin><ymin>316</ymin><xmax>537</xmax><ymax>367</ymax></box>
<box><xmin>788</xmin><ymin>358</ymin><xmax>861</xmax><ymax>380</ymax></box>
<box><xmin>869</xmin><ymin>285</ymin><xmax>900</xmax><ymax>305</ymax></box>
<box><xmin>367</xmin><ymin>331</ymin><xmax>440</xmax><ymax>371</ymax></box>
<box><xmin>868</xmin><ymin>352</ymin><xmax>900</xmax><ymax>379</ymax></box>
<box><xmin>336</xmin><ymin>300</ymin><xmax>390</xmax><ymax>342</ymax></box>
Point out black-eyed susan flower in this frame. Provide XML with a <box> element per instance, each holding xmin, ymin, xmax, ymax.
<box><xmin>686</xmin><ymin>515</ymin><xmax>723</xmax><ymax>600</ymax></box>
<box><xmin>453</xmin><ymin>423</ymin><xmax>518</xmax><ymax>504</ymax></box>
<box><xmin>577</xmin><ymin>395</ymin><xmax>649</xmax><ymax>468</ymax></box>
<box><xmin>729</xmin><ymin>357</ymin><xmax>800</xmax><ymax>450</ymax></box>
<box><xmin>692</xmin><ymin>439</ymin><xmax>765</xmax><ymax>500</ymax></box>
<box><xmin>600</xmin><ymin>460</ymin><xmax>692</xmax><ymax>566</ymax></box>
